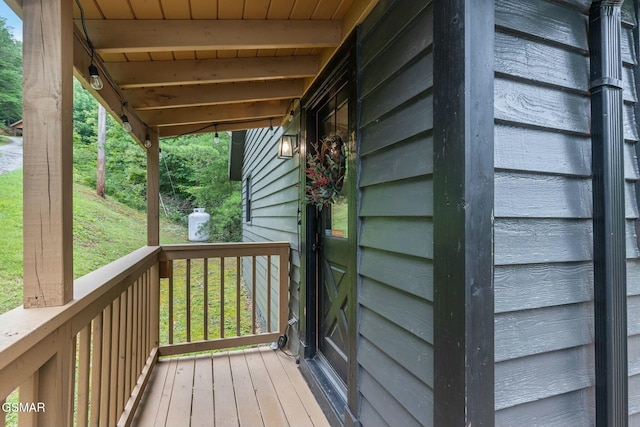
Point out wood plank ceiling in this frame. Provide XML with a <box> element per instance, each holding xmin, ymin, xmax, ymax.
<box><xmin>5</xmin><ymin>0</ymin><xmax>378</xmax><ymax>144</ymax></box>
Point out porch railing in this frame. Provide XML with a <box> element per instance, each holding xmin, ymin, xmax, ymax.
<box><xmin>0</xmin><ymin>242</ymin><xmax>290</xmax><ymax>427</ymax></box>
<box><xmin>158</xmin><ymin>242</ymin><xmax>290</xmax><ymax>357</ymax></box>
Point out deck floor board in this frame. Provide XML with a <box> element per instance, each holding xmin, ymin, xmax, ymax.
<box><xmin>133</xmin><ymin>347</ymin><xmax>331</xmax><ymax>427</ymax></box>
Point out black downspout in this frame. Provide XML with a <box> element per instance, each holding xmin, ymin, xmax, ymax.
<box><xmin>589</xmin><ymin>2</ymin><xmax>628</xmax><ymax>426</ymax></box>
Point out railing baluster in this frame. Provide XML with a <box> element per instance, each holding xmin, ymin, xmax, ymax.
<box><xmin>252</xmin><ymin>256</ymin><xmax>257</xmax><ymax>335</ymax></box>
<box><xmin>0</xmin><ymin>398</ymin><xmax>5</xmax><ymax>427</ymax></box>
<box><xmin>267</xmin><ymin>255</ymin><xmax>272</xmax><ymax>332</ymax></box>
<box><xmin>279</xmin><ymin>249</ymin><xmax>289</xmax><ymax>334</ymax></box>
<box><xmin>131</xmin><ymin>280</ymin><xmax>139</xmax><ymax>395</ymax></box>
<box><xmin>109</xmin><ymin>297</ymin><xmax>120</xmax><ymax>424</ymax></box>
<box><xmin>204</xmin><ymin>258</ymin><xmax>209</xmax><ymax>341</ymax></box>
<box><xmin>124</xmin><ymin>286</ymin><xmax>133</xmax><ymax>402</ymax></box>
<box><xmin>68</xmin><ymin>334</ymin><xmax>77</xmax><ymax>424</ymax></box>
<box><xmin>117</xmin><ymin>293</ymin><xmax>127</xmax><ymax>417</ymax></box>
<box><xmin>221</xmin><ymin>257</ymin><xmax>225</xmax><ymax>339</ymax></box>
<box><xmin>90</xmin><ymin>314</ymin><xmax>103</xmax><ymax>427</ymax></box>
<box><xmin>18</xmin><ymin>372</ymin><xmax>39</xmax><ymax>426</ymax></box>
<box><xmin>186</xmin><ymin>259</ymin><xmax>191</xmax><ymax>342</ymax></box>
<box><xmin>100</xmin><ymin>305</ymin><xmax>112</xmax><ymax>426</ymax></box>
<box><xmin>236</xmin><ymin>257</ymin><xmax>241</xmax><ymax>336</ymax></box>
<box><xmin>76</xmin><ymin>325</ymin><xmax>91</xmax><ymax>427</ymax></box>
<box><xmin>168</xmin><ymin>267</ymin><xmax>174</xmax><ymax>345</ymax></box>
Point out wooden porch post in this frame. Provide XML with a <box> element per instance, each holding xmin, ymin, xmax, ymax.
<box><xmin>147</xmin><ymin>132</ymin><xmax>160</xmax><ymax>246</ymax></box>
<box><xmin>22</xmin><ymin>0</ymin><xmax>74</xmax><ymax>308</ymax></box>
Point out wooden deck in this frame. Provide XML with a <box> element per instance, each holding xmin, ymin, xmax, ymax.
<box><xmin>132</xmin><ymin>346</ymin><xmax>331</xmax><ymax>427</ymax></box>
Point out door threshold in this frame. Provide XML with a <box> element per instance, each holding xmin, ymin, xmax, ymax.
<box><xmin>300</xmin><ymin>354</ymin><xmax>347</xmax><ymax>427</ymax></box>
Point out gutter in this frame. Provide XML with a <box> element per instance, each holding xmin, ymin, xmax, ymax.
<box><xmin>589</xmin><ymin>2</ymin><xmax>628</xmax><ymax>426</ymax></box>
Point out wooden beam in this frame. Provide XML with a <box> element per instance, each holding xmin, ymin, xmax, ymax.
<box><xmin>139</xmin><ymin>100</ymin><xmax>290</xmax><ymax>127</ymax></box>
<box><xmin>73</xmin><ymin>29</ymin><xmax>147</xmax><ymax>147</ymax></box>
<box><xmin>23</xmin><ymin>0</ymin><xmax>74</xmax><ymax>308</ymax></box>
<box><xmin>158</xmin><ymin>119</ymin><xmax>275</xmax><ymax>138</ymax></box>
<box><xmin>146</xmin><ymin>132</ymin><xmax>160</xmax><ymax>246</ymax></box>
<box><xmin>108</xmin><ymin>56</ymin><xmax>319</xmax><ymax>88</ymax></box>
<box><xmin>124</xmin><ymin>80</ymin><xmax>304</xmax><ymax>110</ymax></box>
<box><xmin>3</xmin><ymin>0</ymin><xmax>22</xmax><ymax>17</ymax></box>
<box><xmin>81</xmin><ymin>19</ymin><xmax>341</xmax><ymax>53</ymax></box>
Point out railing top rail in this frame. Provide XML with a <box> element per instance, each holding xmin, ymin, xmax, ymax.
<box><xmin>160</xmin><ymin>241</ymin><xmax>290</xmax><ymax>260</ymax></box>
<box><xmin>0</xmin><ymin>246</ymin><xmax>160</xmax><ymax>373</ymax></box>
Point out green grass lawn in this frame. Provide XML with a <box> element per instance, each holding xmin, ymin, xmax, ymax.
<box><xmin>0</xmin><ymin>169</ymin><xmax>189</xmax><ymax>314</ymax></box>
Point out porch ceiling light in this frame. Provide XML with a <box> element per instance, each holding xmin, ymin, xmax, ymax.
<box><xmin>121</xmin><ymin>114</ymin><xmax>132</xmax><ymax>133</ymax></box>
<box><xmin>278</xmin><ymin>134</ymin><xmax>298</xmax><ymax>159</ymax></box>
<box><xmin>88</xmin><ymin>64</ymin><xmax>104</xmax><ymax>90</ymax></box>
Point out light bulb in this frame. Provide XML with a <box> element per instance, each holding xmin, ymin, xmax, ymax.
<box><xmin>289</xmin><ymin>110</ymin><xmax>294</xmax><ymax>122</ymax></box>
<box><xmin>121</xmin><ymin>114</ymin><xmax>132</xmax><ymax>133</ymax></box>
<box><xmin>214</xmin><ymin>132</ymin><xmax>220</xmax><ymax>144</ymax></box>
<box><xmin>88</xmin><ymin>64</ymin><xmax>103</xmax><ymax>90</ymax></box>
<box><xmin>144</xmin><ymin>134</ymin><xmax>152</xmax><ymax>148</ymax></box>
<box><xmin>282</xmin><ymin>139</ymin><xmax>291</xmax><ymax>153</ymax></box>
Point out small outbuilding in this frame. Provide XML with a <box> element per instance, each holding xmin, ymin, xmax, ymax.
<box><xmin>8</xmin><ymin>119</ymin><xmax>22</xmax><ymax>136</ymax></box>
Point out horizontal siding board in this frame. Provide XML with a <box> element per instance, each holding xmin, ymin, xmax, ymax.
<box><xmin>359</xmin><ymin>247</ymin><xmax>433</xmax><ymax>301</ymax></box>
<box><xmin>359</xmin><ymin>94</ymin><xmax>433</xmax><ymax>156</ymax></box>
<box><xmin>358</xmin><ymin>338</ymin><xmax>432</xmax><ymax>425</ymax></box>
<box><xmin>360</xmin><ymin>6</ymin><xmax>433</xmax><ymax>98</ymax></box>
<box><xmin>496</xmin><ymin>175</ymin><xmax>638</xmax><ymax>218</ymax></box>
<box><xmin>495</xmin><ymin>218</ymin><xmax>592</xmax><ymax>265</ymax></box>
<box><xmin>360</xmin><ymin>134</ymin><xmax>433</xmax><ymax>186</ymax></box>
<box><xmin>624</xmin><ymin>65</ymin><xmax>638</xmax><ymax>103</ymax></box>
<box><xmin>628</xmin><ymin>259</ymin><xmax>640</xmax><ymax>296</ymax></box>
<box><xmin>359</xmin><ymin>277</ymin><xmax>433</xmax><ymax>343</ymax></box>
<box><xmin>629</xmin><ymin>335</ymin><xmax>640</xmax><ymax>377</ymax></box>
<box><xmin>251</xmin><ymin>200</ymin><xmax>298</xmax><ymax>218</ymax></box>
<box><xmin>625</xmin><ymin>102</ymin><xmax>640</xmax><ymax>141</ymax></box>
<box><xmin>623</xmin><ymin>0</ymin><xmax>637</xmax><ymax>27</ymax></box>
<box><xmin>360</xmin><ymin>217</ymin><xmax>433</xmax><ymax>259</ymax></box>
<box><xmin>360</xmin><ymin>53</ymin><xmax>433</xmax><ymax>127</ymax></box>
<box><xmin>494</xmin><ymin>125</ymin><xmax>591</xmax><ymax>176</ymax></box>
<box><xmin>633</xmin><ymin>377</ymin><xmax>640</xmax><ymax>419</ymax></box>
<box><xmin>495</xmin><ymin>0</ymin><xmax>588</xmax><ymax>52</ymax></box>
<box><xmin>495</xmin><ymin>220</ymin><xmax>640</xmax><ymax>265</ymax></box>
<box><xmin>496</xmin><ymin>389</ymin><xmax>594</xmax><ymax>427</ymax></box>
<box><xmin>626</xmin><ymin>141</ymin><xmax>640</xmax><ymax>180</ymax></box>
<box><xmin>495</xmin><ymin>78</ymin><xmax>590</xmax><ymax>135</ymax></box>
<box><xmin>495</xmin><ymin>346</ymin><xmax>594</xmax><ymax>411</ymax></box>
<box><xmin>495</xmin><ymin>262</ymin><xmax>592</xmax><ymax>313</ymax></box>
<box><xmin>359</xmin><ymin>370</ymin><xmax>422</xmax><ymax>427</ymax></box>
<box><xmin>495</xmin><ymin>302</ymin><xmax>593</xmax><ymax>362</ymax></box>
<box><xmin>251</xmin><ymin>185</ymin><xmax>299</xmax><ymax>209</ymax></box>
<box><xmin>631</xmin><ymin>374</ymin><xmax>640</xmax><ymax>415</ymax></box>
<box><xmin>495</xmin><ymin>31</ymin><xmax>588</xmax><ymax>92</ymax></box>
<box><xmin>622</xmin><ymin>26</ymin><xmax>637</xmax><ymax>66</ymax></box>
<box><xmin>359</xmin><ymin>398</ymin><xmax>390</xmax><ymax>427</ymax></box>
<box><xmin>360</xmin><ymin>177</ymin><xmax>433</xmax><ymax>217</ymax></box>
<box><xmin>359</xmin><ymin>307</ymin><xmax>434</xmax><ymax>386</ymax></box>
<box><xmin>628</xmin><ymin>296</ymin><xmax>640</xmax><ymax>336</ymax></box>
<box><xmin>359</xmin><ymin>0</ymin><xmax>431</xmax><ymax>70</ymax></box>
<box><xmin>495</xmin><ymin>172</ymin><xmax>591</xmax><ymax>218</ymax></box>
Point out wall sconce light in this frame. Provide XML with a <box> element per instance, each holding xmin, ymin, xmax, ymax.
<box><xmin>278</xmin><ymin>134</ymin><xmax>299</xmax><ymax>159</ymax></box>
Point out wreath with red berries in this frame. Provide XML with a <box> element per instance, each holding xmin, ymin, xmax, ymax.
<box><xmin>305</xmin><ymin>133</ymin><xmax>346</xmax><ymax>210</ymax></box>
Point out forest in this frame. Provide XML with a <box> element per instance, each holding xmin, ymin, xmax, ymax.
<box><xmin>0</xmin><ymin>17</ymin><xmax>241</xmax><ymax>242</ymax></box>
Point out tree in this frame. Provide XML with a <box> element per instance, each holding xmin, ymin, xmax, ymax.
<box><xmin>0</xmin><ymin>17</ymin><xmax>22</xmax><ymax>126</ymax></box>
<box><xmin>96</xmin><ymin>104</ymin><xmax>106</xmax><ymax>197</ymax></box>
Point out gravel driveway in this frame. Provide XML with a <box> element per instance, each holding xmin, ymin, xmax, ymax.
<box><xmin>0</xmin><ymin>137</ymin><xmax>23</xmax><ymax>174</ymax></box>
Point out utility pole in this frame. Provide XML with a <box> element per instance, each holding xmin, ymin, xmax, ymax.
<box><xmin>96</xmin><ymin>103</ymin><xmax>106</xmax><ymax>198</ymax></box>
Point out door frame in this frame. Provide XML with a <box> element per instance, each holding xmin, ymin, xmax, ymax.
<box><xmin>298</xmin><ymin>32</ymin><xmax>359</xmax><ymax>426</ymax></box>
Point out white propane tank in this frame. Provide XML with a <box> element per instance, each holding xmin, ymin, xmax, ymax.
<box><xmin>188</xmin><ymin>208</ymin><xmax>211</xmax><ymax>241</ymax></box>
